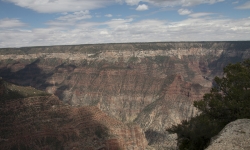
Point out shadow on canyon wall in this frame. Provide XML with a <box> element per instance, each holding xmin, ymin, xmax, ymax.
<box><xmin>208</xmin><ymin>54</ymin><xmax>244</xmax><ymax>77</ymax></box>
<box><xmin>0</xmin><ymin>80</ymin><xmax>124</xmax><ymax>150</ymax></box>
<box><xmin>0</xmin><ymin>59</ymin><xmax>53</xmax><ymax>88</ymax></box>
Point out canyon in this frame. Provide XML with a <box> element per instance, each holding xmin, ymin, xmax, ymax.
<box><xmin>0</xmin><ymin>79</ymin><xmax>149</xmax><ymax>150</ymax></box>
<box><xmin>0</xmin><ymin>41</ymin><xmax>250</xmax><ymax>149</ymax></box>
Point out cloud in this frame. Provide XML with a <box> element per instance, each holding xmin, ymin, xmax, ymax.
<box><xmin>57</xmin><ymin>10</ymin><xmax>91</xmax><ymax>21</ymax></box>
<box><xmin>232</xmin><ymin>1</ymin><xmax>239</xmax><ymax>4</ymax></box>
<box><xmin>125</xmin><ymin>0</ymin><xmax>141</xmax><ymax>5</ymax></box>
<box><xmin>189</xmin><ymin>12</ymin><xmax>214</xmax><ymax>18</ymax></box>
<box><xmin>4</xmin><ymin>0</ymin><xmax>116</xmax><ymax>13</ymax></box>
<box><xmin>236</xmin><ymin>1</ymin><xmax>250</xmax><ymax>9</ymax></box>
<box><xmin>1</xmin><ymin>16</ymin><xmax>250</xmax><ymax>48</ymax></box>
<box><xmin>4</xmin><ymin>0</ymin><xmax>226</xmax><ymax>13</ymax></box>
<box><xmin>136</xmin><ymin>4</ymin><xmax>148</xmax><ymax>11</ymax></box>
<box><xmin>45</xmin><ymin>21</ymin><xmax>75</xmax><ymax>27</ymax></box>
<box><xmin>46</xmin><ymin>10</ymin><xmax>92</xmax><ymax>27</ymax></box>
<box><xmin>100</xmin><ymin>31</ymin><xmax>109</xmax><ymax>35</ymax></box>
<box><xmin>105</xmin><ymin>14</ymin><xmax>113</xmax><ymax>17</ymax></box>
<box><xmin>0</xmin><ymin>18</ymin><xmax>26</xmax><ymax>28</ymax></box>
<box><xmin>178</xmin><ymin>9</ymin><xmax>192</xmax><ymax>15</ymax></box>
<box><xmin>103</xmin><ymin>18</ymin><xmax>133</xmax><ymax>29</ymax></box>
<box><xmin>139</xmin><ymin>0</ymin><xmax>225</xmax><ymax>7</ymax></box>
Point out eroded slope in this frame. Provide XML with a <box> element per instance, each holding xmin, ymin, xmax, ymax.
<box><xmin>0</xmin><ymin>41</ymin><xmax>250</xmax><ymax>149</ymax></box>
<box><xmin>0</xmin><ymin>79</ymin><xmax>148</xmax><ymax>150</ymax></box>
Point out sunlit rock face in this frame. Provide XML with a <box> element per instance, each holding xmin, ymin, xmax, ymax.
<box><xmin>0</xmin><ymin>41</ymin><xmax>250</xmax><ymax>149</ymax></box>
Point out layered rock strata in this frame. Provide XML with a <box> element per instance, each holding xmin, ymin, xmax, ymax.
<box><xmin>0</xmin><ymin>80</ymin><xmax>148</xmax><ymax>150</ymax></box>
<box><xmin>0</xmin><ymin>41</ymin><xmax>250</xmax><ymax>149</ymax></box>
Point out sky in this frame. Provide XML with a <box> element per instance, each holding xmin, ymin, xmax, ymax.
<box><xmin>0</xmin><ymin>0</ymin><xmax>250</xmax><ymax>48</ymax></box>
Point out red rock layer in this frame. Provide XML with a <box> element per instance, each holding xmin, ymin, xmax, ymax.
<box><xmin>0</xmin><ymin>95</ymin><xmax>148</xmax><ymax>150</ymax></box>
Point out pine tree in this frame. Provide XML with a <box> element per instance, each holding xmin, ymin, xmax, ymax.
<box><xmin>168</xmin><ymin>59</ymin><xmax>250</xmax><ymax>150</ymax></box>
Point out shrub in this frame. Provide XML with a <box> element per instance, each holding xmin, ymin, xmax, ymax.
<box><xmin>168</xmin><ymin>59</ymin><xmax>250</xmax><ymax>150</ymax></box>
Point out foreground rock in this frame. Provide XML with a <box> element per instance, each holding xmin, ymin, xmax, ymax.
<box><xmin>206</xmin><ymin>119</ymin><xmax>250</xmax><ymax>150</ymax></box>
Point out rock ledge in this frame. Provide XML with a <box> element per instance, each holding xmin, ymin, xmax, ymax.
<box><xmin>206</xmin><ymin>119</ymin><xmax>250</xmax><ymax>150</ymax></box>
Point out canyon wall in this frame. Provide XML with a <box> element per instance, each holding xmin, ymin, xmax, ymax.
<box><xmin>0</xmin><ymin>79</ymin><xmax>149</xmax><ymax>150</ymax></box>
<box><xmin>0</xmin><ymin>41</ymin><xmax>250</xmax><ymax>149</ymax></box>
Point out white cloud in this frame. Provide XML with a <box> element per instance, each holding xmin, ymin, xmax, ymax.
<box><xmin>105</xmin><ymin>14</ymin><xmax>113</xmax><ymax>17</ymax></box>
<box><xmin>232</xmin><ymin>1</ymin><xmax>239</xmax><ymax>4</ymax></box>
<box><xmin>115</xmin><ymin>0</ymin><xmax>123</xmax><ymax>4</ymax></box>
<box><xmin>100</xmin><ymin>31</ymin><xmax>109</xmax><ymax>35</ymax></box>
<box><xmin>189</xmin><ymin>12</ymin><xmax>214</xmax><ymax>18</ymax></box>
<box><xmin>46</xmin><ymin>10</ymin><xmax>91</xmax><ymax>27</ymax></box>
<box><xmin>136</xmin><ymin>4</ymin><xmax>148</xmax><ymax>11</ymax></box>
<box><xmin>136</xmin><ymin>0</ymin><xmax>224</xmax><ymax>7</ymax></box>
<box><xmin>57</xmin><ymin>10</ymin><xmax>91</xmax><ymax>21</ymax></box>
<box><xmin>1</xmin><ymin>0</ymin><xmax>249</xmax><ymax>48</ymax></box>
<box><xmin>4</xmin><ymin>0</ymin><xmax>226</xmax><ymax>13</ymax></box>
<box><xmin>45</xmin><ymin>21</ymin><xmax>75</xmax><ymax>27</ymax></box>
<box><xmin>125</xmin><ymin>0</ymin><xmax>141</xmax><ymax>5</ymax></box>
<box><xmin>103</xmin><ymin>18</ymin><xmax>133</xmax><ymax>31</ymax></box>
<box><xmin>178</xmin><ymin>9</ymin><xmax>192</xmax><ymax>15</ymax></box>
<box><xmin>1</xmin><ymin>16</ymin><xmax>250</xmax><ymax>48</ymax></box>
<box><xmin>236</xmin><ymin>1</ymin><xmax>250</xmax><ymax>9</ymax></box>
<box><xmin>0</xmin><ymin>18</ymin><xmax>26</xmax><ymax>28</ymax></box>
<box><xmin>4</xmin><ymin>0</ymin><xmax>116</xmax><ymax>13</ymax></box>
<box><xmin>182</xmin><ymin>0</ymin><xmax>225</xmax><ymax>6</ymax></box>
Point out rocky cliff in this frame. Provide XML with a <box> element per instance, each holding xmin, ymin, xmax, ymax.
<box><xmin>206</xmin><ymin>119</ymin><xmax>250</xmax><ymax>150</ymax></box>
<box><xmin>0</xmin><ymin>79</ymin><xmax>148</xmax><ymax>150</ymax></box>
<box><xmin>0</xmin><ymin>41</ymin><xmax>250</xmax><ymax>149</ymax></box>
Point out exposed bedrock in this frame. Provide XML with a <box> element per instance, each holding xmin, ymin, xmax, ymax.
<box><xmin>0</xmin><ymin>79</ymin><xmax>148</xmax><ymax>150</ymax></box>
<box><xmin>0</xmin><ymin>41</ymin><xmax>250</xmax><ymax>149</ymax></box>
<box><xmin>206</xmin><ymin>119</ymin><xmax>250</xmax><ymax>150</ymax></box>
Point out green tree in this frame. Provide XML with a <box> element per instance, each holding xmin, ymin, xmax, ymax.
<box><xmin>168</xmin><ymin>59</ymin><xmax>250</xmax><ymax>150</ymax></box>
<box><xmin>195</xmin><ymin>59</ymin><xmax>250</xmax><ymax>122</ymax></box>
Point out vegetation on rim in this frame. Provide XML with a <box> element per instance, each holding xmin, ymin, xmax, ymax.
<box><xmin>167</xmin><ymin>59</ymin><xmax>250</xmax><ymax>150</ymax></box>
<box><xmin>0</xmin><ymin>79</ymin><xmax>50</xmax><ymax>101</ymax></box>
